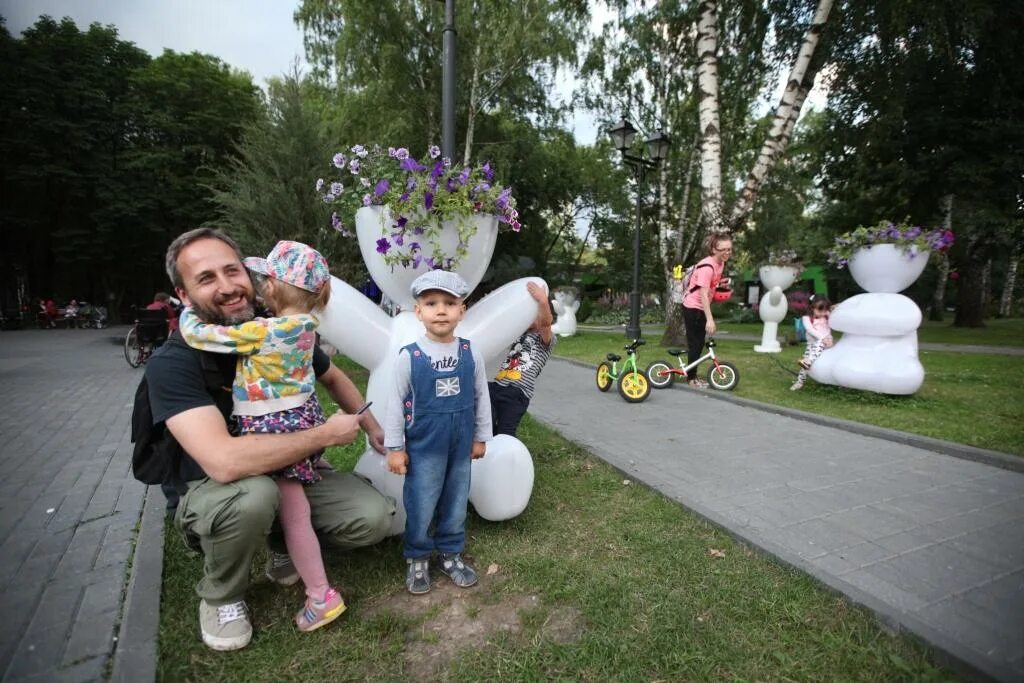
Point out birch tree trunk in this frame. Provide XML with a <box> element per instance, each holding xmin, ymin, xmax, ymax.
<box><xmin>662</xmin><ymin>136</ymin><xmax>700</xmax><ymax>348</ymax></box>
<box><xmin>929</xmin><ymin>194</ymin><xmax>954</xmax><ymax>321</ymax></box>
<box><xmin>696</xmin><ymin>0</ymin><xmax>723</xmax><ymax>232</ymax></box>
<box><xmin>730</xmin><ymin>0</ymin><xmax>834</xmax><ymax>228</ymax></box>
<box><xmin>462</xmin><ymin>40</ymin><xmax>483</xmax><ymax>165</ymax></box>
<box><xmin>999</xmin><ymin>242</ymin><xmax>1020</xmax><ymax>317</ymax></box>
<box><xmin>981</xmin><ymin>257</ymin><xmax>992</xmax><ymax>316</ymax></box>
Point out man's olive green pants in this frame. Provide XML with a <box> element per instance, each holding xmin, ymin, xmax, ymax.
<box><xmin>174</xmin><ymin>470</ymin><xmax>395</xmax><ymax>605</ymax></box>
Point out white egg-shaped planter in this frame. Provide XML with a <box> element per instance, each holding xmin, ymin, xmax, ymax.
<box><xmin>848</xmin><ymin>244</ymin><xmax>929</xmax><ymax>293</ymax></box>
<box><xmin>355</xmin><ymin>205</ymin><xmax>498</xmax><ymax>309</ymax></box>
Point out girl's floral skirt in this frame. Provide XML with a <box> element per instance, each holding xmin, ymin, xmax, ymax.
<box><xmin>234</xmin><ymin>395</ymin><xmax>327</xmax><ymax>484</ymax></box>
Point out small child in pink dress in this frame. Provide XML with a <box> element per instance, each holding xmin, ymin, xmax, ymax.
<box><xmin>791</xmin><ymin>296</ymin><xmax>834</xmax><ymax>391</ymax></box>
<box><xmin>179</xmin><ymin>240</ymin><xmax>345</xmax><ymax>632</ymax></box>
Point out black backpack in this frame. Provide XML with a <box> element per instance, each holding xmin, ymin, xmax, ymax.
<box><xmin>130</xmin><ymin>334</ymin><xmax>232</xmax><ymax>490</ymax></box>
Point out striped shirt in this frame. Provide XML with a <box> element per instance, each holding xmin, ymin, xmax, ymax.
<box><xmin>493</xmin><ymin>331</ymin><xmax>555</xmax><ymax>400</ymax></box>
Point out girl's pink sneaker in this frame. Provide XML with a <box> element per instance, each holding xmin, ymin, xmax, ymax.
<box><xmin>295</xmin><ymin>587</ymin><xmax>346</xmax><ymax>632</ymax></box>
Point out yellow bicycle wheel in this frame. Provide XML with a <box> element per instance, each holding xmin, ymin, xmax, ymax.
<box><xmin>618</xmin><ymin>370</ymin><xmax>650</xmax><ymax>403</ymax></box>
<box><xmin>595</xmin><ymin>362</ymin><xmax>613</xmax><ymax>392</ymax></box>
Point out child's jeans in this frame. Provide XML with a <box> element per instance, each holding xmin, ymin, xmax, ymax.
<box><xmin>402</xmin><ymin>422</ymin><xmax>473</xmax><ymax>559</ymax></box>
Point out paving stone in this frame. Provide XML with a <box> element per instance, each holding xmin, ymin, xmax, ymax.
<box><xmin>63</xmin><ymin>608</ymin><xmax>116</xmax><ymax>664</ymax></box>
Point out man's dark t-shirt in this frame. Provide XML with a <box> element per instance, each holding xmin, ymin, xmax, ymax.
<box><xmin>145</xmin><ymin>336</ymin><xmax>331</xmax><ymax>482</ymax></box>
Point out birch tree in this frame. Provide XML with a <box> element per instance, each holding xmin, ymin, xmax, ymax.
<box><xmin>696</xmin><ymin>0</ymin><xmax>834</xmax><ymax>235</ymax></box>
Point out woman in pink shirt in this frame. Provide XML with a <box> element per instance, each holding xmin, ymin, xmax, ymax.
<box><xmin>681</xmin><ymin>233</ymin><xmax>731</xmax><ymax>387</ymax></box>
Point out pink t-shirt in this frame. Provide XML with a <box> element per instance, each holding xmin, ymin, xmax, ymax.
<box><xmin>682</xmin><ymin>256</ymin><xmax>725</xmax><ymax>310</ymax></box>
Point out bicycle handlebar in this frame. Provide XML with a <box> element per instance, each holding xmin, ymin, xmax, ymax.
<box><xmin>624</xmin><ymin>339</ymin><xmax>646</xmax><ymax>353</ymax></box>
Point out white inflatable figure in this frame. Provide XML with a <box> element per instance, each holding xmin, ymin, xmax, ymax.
<box><xmin>549</xmin><ymin>288</ymin><xmax>580</xmax><ymax>337</ymax></box>
<box><xmin>811</xmin><ymin>244</ymin><xmax>928</xmax><ymax>395</ymax></box>
<box><xmin>754</xmin><ymin>265</ymin><xmax>799</xmax><ymax>353</ymax></box>
<box><xmin>318</xmin><ymin>206</ymin><xmax>542</xmax><ymax>534</ymax></box>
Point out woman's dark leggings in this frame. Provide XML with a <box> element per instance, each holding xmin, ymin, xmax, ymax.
<box><xmin>682</xmin><ymin>306</ymin><xmax>707</xmax><ymax>381</ymax></box>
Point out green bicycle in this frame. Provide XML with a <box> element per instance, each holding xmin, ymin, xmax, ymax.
<box><xmin>595</xmin><ymin>339</ymin><xmax>652</xmax><ymax>403</ymax></box>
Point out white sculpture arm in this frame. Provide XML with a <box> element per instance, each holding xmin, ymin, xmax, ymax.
<box><xmin>317</xmin><ymin>275</ymin><xmax>393</xmax><ymax>370</ymax></box>
<box><xmin>459</xmin><ymin>277</ymin><xmax>547</xmax><ymax>361</ymax></box>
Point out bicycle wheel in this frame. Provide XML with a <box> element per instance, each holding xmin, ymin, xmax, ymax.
<box><xmin>707</xmin><ymin>361</ymin><xmax>739</xmax><ymax>390</ymax></box>
<box><xmin>646</xmin><ymin>361</ymin><xmax>675</xmax><ymax>389</ymax></box>
<box><xmin>595</xmin><ymin>362</ymin><xmax>613</xmax><ymax>392</ymax></box>
<box><xmin>618</xmin><ymin>370</ymin><xmax>651</xmax><ymax>403</ymax></box>
<box><xmin>124</xmin><ymin>327</ymin><xmax>144</xmax><ymax>368</ymax></box>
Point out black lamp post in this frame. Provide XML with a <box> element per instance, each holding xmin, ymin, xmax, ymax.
<box><xmin>607</xmin><ymin>117</ymin><xmax>671</xmax><ymax>341</ymax></box>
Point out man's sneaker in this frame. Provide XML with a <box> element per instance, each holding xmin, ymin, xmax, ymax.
<box><xmin>265</xmin><ymin>550</ymin><xmax>299</xmax><ymax>586</ymax></box>
<box><xmin>790</xmin><ymin>380</ymin><xmax>804</xmax><ymax>391</ymax></box>
<box><xmin>199</xmin><ymin>600</ymin><xmax>252</xmax><ymax>651</ymax></box>
<box><xmin>439</xmin><ymin>553</ymin><xmax>478</xmax><ymax>588</ymax></box>
<box><xmin>406</xmin><ymin>558</ymin><xmax>431</xmax><ymax>595</ymax></box>
<box><xmin>295</xmin><ymin>587</ymin><xmax>346</xmax><ymax>632</ymax></box>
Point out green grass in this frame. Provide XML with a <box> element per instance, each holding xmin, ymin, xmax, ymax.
<box><xmin>158</xmin><ymin>359</ymin><xmax>956</xmax><ymax>681</ymax></box>
<box><xmin>714</xmin><ymin>316</ymin><xmax>1024</xmax><ymax>347</ymax></box>
<box><xmin>555</xmin><ymin>331</ymin><xmax>1024</xmax><ymax>456</ymax></box>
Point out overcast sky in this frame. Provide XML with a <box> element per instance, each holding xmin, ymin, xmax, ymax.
<box><xmin>1</xmin><ymin>0</ymin><xmax>308</xmax><ymax>86</ymax></box>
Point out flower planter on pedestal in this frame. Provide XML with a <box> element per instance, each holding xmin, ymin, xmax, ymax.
<box><xmin>317</xmin><ymin>204</ymin><xmax>539</xmax><ymax>534</ymax></box>
<box><xmin>754</xmin><ymin>265</ymin><xmax>799</xmax><ymax>353</ymax></box>
<box><xmin>811</xmin><ymin>245</ymin><xmax>929</xmax><ymax>395</ymax></box>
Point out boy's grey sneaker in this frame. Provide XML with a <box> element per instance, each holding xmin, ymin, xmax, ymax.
<box><xmin>199</xmin><ymin>599</ymin><xmax>252</xmax><ymax>651</ymax></box>
<box><xmin>439</xmin><ymin>553</ymin><xmax>478</xmax><ymax>588</ymax></box>
<box><xmin>265</xmin><ymin>550</ymin><xmax>299</xmax><ymax>586</ymax></box>
<box><xmin>406</xmin><ymin>558</ymin><xmax>431</xmax><ymax>594</ymax></box>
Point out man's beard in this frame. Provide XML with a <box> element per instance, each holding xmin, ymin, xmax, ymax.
<box><xmin>189</xmin><ymin>295</ymin><xmax>255</xmax><ymax>325</ymax></box>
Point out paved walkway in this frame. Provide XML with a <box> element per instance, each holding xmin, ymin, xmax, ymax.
<box><xmin>0</xmin><ymin>328</ymin><xmax>148</xmax><ymax>682</ymax></box>
<box><xmin>531</xmin><ymin>358</ymin><xmax>1024</xmax><ymax>683</ymax></box>
<box><xmin>0</xmin><ymin>328</ymin><xmax>1020</xmax><ymax>681</ymax></box>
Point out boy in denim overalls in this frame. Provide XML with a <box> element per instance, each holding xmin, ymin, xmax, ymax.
<box><xmin>383</xmin><ymin>270</ymin><xmax>492</xmax><ymax>594</ymax></box>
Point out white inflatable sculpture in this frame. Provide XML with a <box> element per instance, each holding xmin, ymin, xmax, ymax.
<box><xmin>318</xmin><ymin>205</ymin><xmax>541</xmax><ymax>535</ymax></box>
<box><xmin>811</xmin><ymin>244</ymin><xmax>928</xmax><ymax>395</ymax></box>
<box><xmin>549</xmin><ymin>289</ymin><xmax>580</xmax><ymax>337</ymax></box>
<box><xmin>754</xmin><ymin>265</ymin><xmax>799</xmax><ymax>353</ymax></box>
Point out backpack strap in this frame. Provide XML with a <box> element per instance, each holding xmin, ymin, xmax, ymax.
<box><xmin>688</xmin><ymin>263</ymin><xmax>715</xmax><ymax>293</ymax></box>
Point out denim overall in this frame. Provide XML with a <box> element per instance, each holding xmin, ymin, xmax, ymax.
<box><xmin>401</xmin><ymin>338</ymin><xmax>476</xmax><ymax>559</ymax></box>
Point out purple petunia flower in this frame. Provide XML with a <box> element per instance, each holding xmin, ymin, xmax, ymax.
<box><xmin>316</xmin><ymin>178</ymin><xmax>325</xmax><ymax>191</ymax></box>
<box><xmin>332</xmin><ymin>153</ymin><xmax>346</xmax><ymax>169</ymax></box>
<box><xmin>349</xmin><ymin>159</ymin><xmax>361</xmax><ymax>174</ymax></box>
<box><xmin>431</xmin><ymin>160</ymin><xmax>445</xmax><ymax>179</ymax></box>
<box><xmin>351</xmin><ymin>144</ymin><xmax>367</xmax><ymax>158</ymax></box>
<box><xmin>392</xmin><ymin>232</ymin><xmax>404</xmax><ymax>246</ymax></box>
<box><xmin>458</xmin><ymin>167</ymin><xmax>471</xmax><ymax>184</ymax></box>
<box><xmin>412</xmin><ymin>254</ymin><xmax>423</xmax><ymax>269</ymax></box>
<box><xmin>376</xmin><ymin>238</ymin><xmax>391</xmax><ymax>254</ymax></box>
<box><xmin>330</xmin><ymin>182</ymin><xmax>343</xmax><ymax>196</ymax></box>
<box><xmin>400</xmin><ymin>157</ymin><xmax>426</xmax><ymax>173</ymax></box>
<box><xmin>375</xmin><ymin>178</ymin><xmax>390</xmax><ymax>197</ymax></box>
<box><xmin>409</xmin><ymin>241</ymin><xmax>421</xmax><ymax>252</ymax></box>
<box><xmin>396</xmin><ymin>215</ymin><xmax>408</xmax><ymax>228</ymax></box>
<box><xmin>362</xmin><ymin>194</ymin><xmax>372</xmax><ymax>206</ymax></box>
<box><xmin>496</xmin><ymin>187</ymin><xmax>511</xmax><ymax>210</ymax></box>
<box><xmin>360</xmin><ymin>177</ymin><xmax>371</xmax><ymax>187</ymax></box>
<box><xmin>446</xmin><ymin>178</ymin><xmax>457</xmax><ymax>192</ymax></box>
<box><xmin>395</xmin><ymin>147</ymin><xmax>410</xmax><ymax>160</ymax></box>
<box><xmin>399</xmin><ymin>192</ymin><xmax>410</xmax><ymax>203</ymax></box>
<box><xmin>423</xmin><ymin>191</ymin><xmax>434</xmax><ymax>210</ymax></box>
<box><xmin>322</xmin><ymin>194</ymin><xmax>336</xmax><ymax>203</ymax></box>
<box><xmin>482</xmin><ymin>161</ymin><xmax>494</xmax><ymax>182</ymax></box>
<box><xmin>428</xmin><ymin>145</ymin><xmax>441</xmax><ymax>159</ymax></box>
<box><xmin>388</xmin><ymin>147</ymin><xmax>396</xmax><ymax>157</ymax></box>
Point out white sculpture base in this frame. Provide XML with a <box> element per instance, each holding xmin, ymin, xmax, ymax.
<box><xmin>810</xmin><ymin>292</ymin><xmax>925</xmax><ymax>395</ymax></box>
<box><xmin>754</xmin><ymin>265</ymin><xmax>798</xmax><ymax>354</ymax></box>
